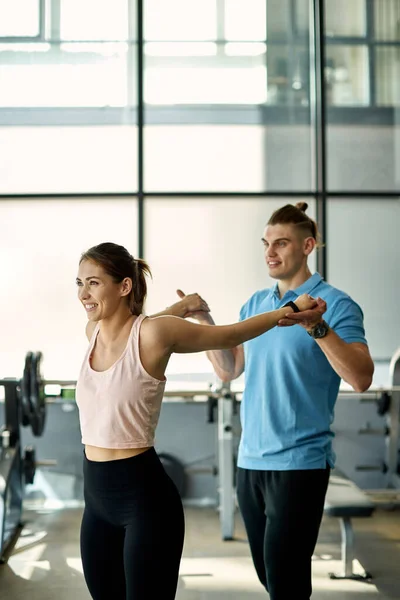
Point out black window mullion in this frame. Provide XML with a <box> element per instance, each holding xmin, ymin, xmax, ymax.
<box><xmin>366</xmin><ymin>0</ymin><xmax>376</xmax><ymax>106</ymax></box>
<box><xmin>137</xmin><ymin>0</ymin><xmax>144</xmax><ymax>258</ymax></box>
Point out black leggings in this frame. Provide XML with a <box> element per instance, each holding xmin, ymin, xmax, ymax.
<box><xmin>80</xmin><ymin>448</ymin><xmax>185</xmax><ymax>600</ymax></box>
<box><xmin>237</xmin><ymin>466</ymin><xmax>330</xmax><ymax>600</ymax></box>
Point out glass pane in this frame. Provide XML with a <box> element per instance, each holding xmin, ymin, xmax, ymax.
<box><xmin>266</xmin><ymin>1</ymin><xmax>310</xmax><ymax>106</ymax></box>
<box><xmin>375</xmin><ymin>47</ymin><xmax>400</xmax><ymax>106</ymax></box>
<box><xmin>327</xmin><ymin>199</ymin><xmax>400</xmax><ymax>361</ymax></box>
<box><xmin>0</xmin><ymin>43</ymin><xmax>129</xmax><ymax>106</ymax></box>
<box><xmin>145</xmin><ymin>197</ymin><xmax>316</xmax><ymax>376</ymax></box>
<box><xmin>327</xmin><ymin>114</ymin><xmax>400</xmax><ymax>191</ymax></box>
<box><xmin>144</xmin><ymin>125</ymin><xmax>312</xmax><ymax>192</ymax></box>
<box><xmin>144</xmin><ymin>2</ymin><xmax>313</xmax><ymax>192</ymax></box>
<box><xmin>225</xmin><ymin>0</ymin><xmax>266</xmax><ymax>41</ymax></box>
<box><xmin>265</xmin><ymin>0</ymin><xmax>290</xmax><ymax>40</ymax></box>
<box><xmin>324</xmin><ymin>0</ymin><xmax>366</xmax><ymax>37</ymax></box>
<box><xmin>267</xmin><ymin>44</ymin><xmax>309</xmax><ymax>106</ymax></box>
<box><xmin>0</xmin><ymin>0</ymin><xmax>40</xmax><ymax>37</ymax></box>
<box><xmin>325</xmin><ymin>46</ymin><xmax>369</xmax><ymax>106</ymax></box>
<box><xmin>295</xmin><ymin>0</ymin><xmax>311</xmax><ymax>36</ymax></box>
<box><xmin>374</xmin><ymin>0</ymin><xmax>400</xmax><ymax>41</ymax></box>
<box><xmin>0</xmin><ymin>199</ymin><xmax>138</xmax><ymax>379</ymax></box>
<box><xmin>145</xmin><ymin>0</ymin><xmax>217</xmax><ymax>41</ymax></box>
<box><xmin>60</xmin><ymin>0</ymin><xmax>129</xmax><ymax>41</ymax></box>
<box><xmin>0</xmin><ymin>126</ymin><xmax>138</xmax><ymax>194</ymax></box>
<box><xmin>145</xmin><ymin>60</ymin><xmax>266</xmax><ymax>104</ymax></box>
<box><xmin>145</xmin><ymin>42</ymin><xmax>217</xmax><ymax>57</ymax></box>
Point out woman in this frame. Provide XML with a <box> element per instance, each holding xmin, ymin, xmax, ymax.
<box><xmin>75</xmin><ymin>241</ymin><xmax>315</xmax><ymax>600</ymax></box>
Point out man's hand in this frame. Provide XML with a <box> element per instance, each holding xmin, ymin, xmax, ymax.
<box><xmin>278</xmin><ymin>297</ymin><xmax>327</xmax><ymax>330</ymax></box>
<box><xmin>176</xmin><ymin>289</ymin><xmax>212</xmax><ymax>322</ymax></box>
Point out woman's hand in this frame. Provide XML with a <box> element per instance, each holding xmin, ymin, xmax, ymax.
<box><xmin>279</xmin><ymin>297</ymin><xmax>327</xmax><ymax>328</ymax></box>
<box><xmin>294</xmin><ymin>293</ymin><xmax>317</xmax><ymax>312</ymax></box>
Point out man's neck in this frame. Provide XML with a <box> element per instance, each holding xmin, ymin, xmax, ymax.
<box><xmin>276</xmin><ymin>268</ymin><xmax>313</xmax><ymax>298</ymax></box>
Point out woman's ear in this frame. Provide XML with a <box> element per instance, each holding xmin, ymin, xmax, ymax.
<box><xmin>121</xmin><ymin>277</ymin><xmax>133</xmax><ymax>297</ymax></box>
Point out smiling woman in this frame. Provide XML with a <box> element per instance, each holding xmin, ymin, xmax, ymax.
<box><xmin>76</xmin><ymin>242</ymin><xmax>151</xmax><ymax>324</ymax></box>
<box><xmin>72</xmin><ymin>240</ymin><xmax>315</xmax><ymax>600</ymax></box>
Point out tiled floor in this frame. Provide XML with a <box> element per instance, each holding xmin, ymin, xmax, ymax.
<box><xmin>1</xmin><ymin>505</ymin><xmax>399</xmax><ymax>599</ymax></box>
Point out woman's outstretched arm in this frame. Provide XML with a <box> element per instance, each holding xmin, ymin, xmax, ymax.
<box><xmin>149</xmin><ymin>294</ymin><xmax>315</xmax><ymax>355</ymax></box>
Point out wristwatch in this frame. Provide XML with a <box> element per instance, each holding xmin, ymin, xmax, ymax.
<box><xmin>283</xmin><ymin>301</ymin><xmax>300</xmax><ymax>313</ymax></box>
<box><xmin>307</xmin><ymin>320</ymin><xmax>329</xmax><ymax>339</ymax></box>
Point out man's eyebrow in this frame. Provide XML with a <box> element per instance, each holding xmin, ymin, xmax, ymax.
<box><xmin>261</xmin><ymin>237</ymin><xmax>291</xmax><ymax>243</ymax></box>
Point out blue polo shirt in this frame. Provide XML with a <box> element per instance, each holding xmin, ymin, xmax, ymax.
<box><xmin>237</xmin><ymin>272</ymin><xmax>367</xmax><ymax>471</ymax></box>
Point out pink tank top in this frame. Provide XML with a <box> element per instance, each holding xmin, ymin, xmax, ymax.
<box><xmin>75</xmin><ymin>315</ymin><xmax>166</xmax><ymax>449</ymax></box>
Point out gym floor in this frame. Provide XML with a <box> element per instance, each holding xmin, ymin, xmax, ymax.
<box><xmin>1</xmin><ymin>504</ymin><xmax>399</xmax><ymax>599</ymax></box>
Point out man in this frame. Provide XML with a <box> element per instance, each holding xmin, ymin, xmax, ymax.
<box><xmin>178</xmin><ymin>202</ymin><xmax>374</xmax><ymax>600</ymax></box>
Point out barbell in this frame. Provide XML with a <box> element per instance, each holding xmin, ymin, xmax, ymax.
<box><xmin>0</xmin><ymin>351</ymin><xmax>46</xmax><ymax>437</ymax></box>
<box><xmin>2</xmin><ymin>351</ymin><xmax>396</xmax><ymax>441</ymax></box>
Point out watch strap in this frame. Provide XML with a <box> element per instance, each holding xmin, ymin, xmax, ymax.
<box><xmin>283</xmin><ymin>300</ymin><xmax>300</xmax><ymax>313</ymax></box>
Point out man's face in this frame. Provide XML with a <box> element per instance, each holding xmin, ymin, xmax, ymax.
<box><xmin>262</xmin><ymin>223</ymin><xmax>311</xmax><ymax>281</ymax></box>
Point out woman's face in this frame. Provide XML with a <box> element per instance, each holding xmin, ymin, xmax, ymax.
<box><xmin>76</xmin><ymin>259</ymin><xmax>130</xmax><ymax>321</ymax></box>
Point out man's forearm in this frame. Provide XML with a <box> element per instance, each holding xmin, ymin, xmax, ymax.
<box><xmin>196</xmin><ymin>315</ymin><xmax>238</xmax><ymax>380</ymax></box>
<box><xmin>206</xmin><ymin>348</ymin><xmax>236</xmax><ymax>379</ymax></box>
<box><xmin>315</xmin><ymin>328</ymin><xmax>374</xmax><ymax>392</ymax></box>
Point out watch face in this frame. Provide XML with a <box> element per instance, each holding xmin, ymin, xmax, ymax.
<box><xmin>313</xmin><ymin>321</ymin><xmax>328</xmax><ymax>338</ymax></box>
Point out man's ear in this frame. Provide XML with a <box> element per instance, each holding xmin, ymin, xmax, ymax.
<box><xmin>304</xmin><ymin>236</ymin><xmax>316</xmax><ymax>256</ymax></box>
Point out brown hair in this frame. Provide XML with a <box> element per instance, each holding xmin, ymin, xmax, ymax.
<box><xmin>267</xmin><ymin>202</ymin><xmax>322</xmax><ymax>247</ymax></box>
<box><xmin>79</xmin><ymin>242</ymin><xmax>151</xmax><ymax>315</ymax></box>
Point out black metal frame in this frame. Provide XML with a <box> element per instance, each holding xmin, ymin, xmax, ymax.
<box><xmin>137</xmin><ymin>0</ymin><xmax>144</xmax><ymax>258</ymax></box>
<box><xmin>0</xmin><ymin>381</ymin><xmax>24</xmax><ymax>564</ymax></box>
<box><xmin>1</xmin><ymin>0</ymin><xmax>400</xmax><ymax>280</ymax></box>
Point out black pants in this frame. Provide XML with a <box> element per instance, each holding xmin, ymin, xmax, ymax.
<box><xmin>237</xmin><ymin>465</ymin><xmax>330</xmax><ymax>600</ymax></box>
<box><xmin>80</xmin><ymin>448</ymin><xmax>185</xmax><ymax>600</ymax></box>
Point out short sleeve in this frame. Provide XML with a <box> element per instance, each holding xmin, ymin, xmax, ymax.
<box><xmin>328</xmin><ymin>297</ymin><xmax>367</xmax><ymax>345</ymax></box>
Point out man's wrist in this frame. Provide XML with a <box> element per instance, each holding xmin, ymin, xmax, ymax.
<box><xmin>305</xmin><ymin>318</ymin><xmax>322</xmax><ymax>332</ymax></box>
<box><xmin>164</xmin><ymin>300</ymin><xmax>186</xmax><ymax>318</ymax></box>
<box><xmin>195</xmin><ymin>313</ymin><xmax>215</xmax><ymax>325</ymax></box>
<box><xmin>306</xmin><ymin>320</ymin><xmax>329</xmax><ymax>338</ymax></box>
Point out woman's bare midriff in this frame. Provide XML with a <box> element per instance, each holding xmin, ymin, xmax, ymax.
<box><xmin>85</xmin><ymin>445</ymin><xmax>151</xmax><ymax>462</ymax></box>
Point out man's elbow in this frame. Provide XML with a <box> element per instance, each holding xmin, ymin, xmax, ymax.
<box><xmin>219</xmin><ymin>372</ymin><xmax>234</xmax><ymax>383</ymax></box>
<box><xmin>353</xmin><ymin>378</ymin><xmax>372</xmax><ymax>393</ymax></box>
<box><xmin>352</xmin><ymin>367</ymin><xmax>374</xmax><ymax>393</ymax></box>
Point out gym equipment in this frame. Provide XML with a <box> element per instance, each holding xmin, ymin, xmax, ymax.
<box><xmin>1</xmin><ymin>352</ymin><xmax>47</xmax><ymax>439</ymax></box>
<box><xmin>216</xmin><ymin>350</ymin><xmax>400</xmax><ymax>542</ymax></box>
<box><xmin>0</xmin><ymin>353</ymin><xmax>55</xmax><ymax>563</ymax></box>
<box><xmin>5</xmin><ymin>347</ymin><xmax>400</xmax><ymax>558</ymax></box>
<box><xmin>325</xmin><ymin>473</ymin><xmax>374</xmax><ymax>582</ymax></box>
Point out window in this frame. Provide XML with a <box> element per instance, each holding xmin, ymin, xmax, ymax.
<box><xmin>375</xmin><ymin>47</ymin><xmax>400</xmax><ymax>106</ymax></box>
<box><xmin>0</xmin><ymin>0</ymin><xmax>41</xmax><ymax>38</ymax></box>
<box><xmin>325</xmin><ymin>0</ymin><xmax>366</xmax><ymax>37</ymax></box>
<box><xmin>0</xmin><ymin>43</ymin><xmax>129</xmax><ymax>107</ymax></box>
<box><xmin>225</xmin><ymin>0</ymin><xmax>266</xmax><ymax>41</ymax></box>
<box><xmin>60</xmin><ymin>0</ymin><xmax>129</xmax><ymax>41</ymax></box>
<box><xmin>145</xmin><ymin>0</ymin><xmax>216</xmax><ymax>41</ymax></box>
<box><xmin>325</xmin><ymin>46</ymin><xmax>369</xmax><ymax>106</ymax></box>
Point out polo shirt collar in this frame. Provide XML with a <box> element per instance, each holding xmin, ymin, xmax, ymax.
<box><xmin>294</xmin><ymin>272</ymin><xmax>323</xmax><ymax>296</ymax></box>
<box><xmin>271</xmin><ymin>272</ymin><xmax>323</xmax><ymax>299</ymax></box>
